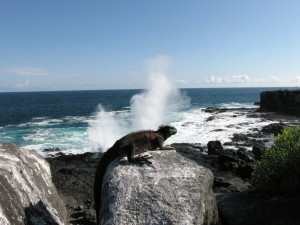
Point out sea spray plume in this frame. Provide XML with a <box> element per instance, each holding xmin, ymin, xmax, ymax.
<box><xmin>130</xmin><ymin>55</ymin><xmax>190</xmax><ymax>130</ymax></box>
<box><xmin>88</xmin><ymin>104</ymin><xmax>120</xmax><ymax>152</ymax></box>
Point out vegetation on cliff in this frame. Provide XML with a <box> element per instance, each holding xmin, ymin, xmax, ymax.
<box><xmin>253</xmin><ymin>126</ymin><xmax>300</xmax><ymax>195</ymax></box>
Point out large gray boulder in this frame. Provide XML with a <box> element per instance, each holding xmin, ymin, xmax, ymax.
<box><xmin>0</xmin><ymin>143</ymin><xmax>67</xmax><ymax>225</ymax></box>
<box><xmin>99</xmin><ymin>150</ymin><xmax>219</xmax><ymax>225</ymax></box>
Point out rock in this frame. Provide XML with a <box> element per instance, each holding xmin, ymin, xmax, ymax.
<box><xmin>232</xmin><ymin>134</ymin><xmax>249</xmax><ymax>142</ymax></box>
<box><xmin>206</xmin><ymin>116</ymin><xmax>215</xmax><ymax>122</ymax></box>
<box><xmin>207</xmin><ymin>141</ymin><xmax>224</xmax><ymax>155</ymax></box>
<box><xmin>217</xmin><ymin>192</ymin><xmax>300</xmax><ymax>225</ymax></box>
<box><xmin>24</xmin><ymin>201</ymin><xmax>61</xmax><ymax>225</ymax></box>
<box><xmin>0</xmin><ymin>143</ymin><xmax>67</xmax><ymax>225</ymax></box>
<box><xmin>236</xmin><ymin>148</ymin><xmax>254</xmax><ymax>162</ymax></box>
<box><xmin>99</xmin><ymin>150</ymin><xmax>219</xmax><ymax>225</ymax></box>
<box><xmin>213</xmin><ymin>174</ymin><xmax>251</xmax><ymax>193</ymax></box>
<box><xmin>218</xmin><ymin>149</ymin><xmax>239</xmax><ymax>163</ymax></box>
<box><xmin>43</xmin><ymin>147</ymin><xmax>61</xmax><ymax>153</ymax></box>
<box><xmin>171</xmin><ymin>143</ymin><xmax>204</xmax><ymax>152</ymax></box>
<box><xmin>252</xmin><ymin>144</ymin><xmax>266</xmax><ymax>160</ymax></box>
<box><xmin>203</xmin><ymin>107</ymin><xmax>228</xmax><ymax>114</ymax></box>
<box><xmin>259</xmin><ymin>89</ymin><xmax>300</xmax><ymax>116</ymax></box>
<box><xmin>236</xmin><ymin>162</ymin><xmax>255</xmax><ymax>179</ymax></box>
<box><xmin>47</xmin><ymin>152</ymin><xmax>99</xmax><ymax>224</ymax></box>
<box><xmin>261</xmin><ymin>123</ymin><xmax>285</xmax><ymax>135</ymax></box>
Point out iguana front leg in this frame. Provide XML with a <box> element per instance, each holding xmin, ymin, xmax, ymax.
<box><xmin>156</xmin><ymin>136</ymin><xmax>175</xmax><ymax>150</ymax></box>
<box><xmin>125</xmin><ymin>144</ymin><xmax>153</xmax><ymax>165</ymax></box>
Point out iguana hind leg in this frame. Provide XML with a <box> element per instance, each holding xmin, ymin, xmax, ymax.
<box><xmin>125</xmin><ymin>144</ymin><xmax>153</xmax><ymax>165</ymax></box>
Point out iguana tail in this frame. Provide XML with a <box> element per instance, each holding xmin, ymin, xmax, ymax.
<box><xmin>94</xmin><ymin>154</ymin><xmax>110</xmax><ymax>225</ymax></box>
<box><xmin>94</xmin><ymin>143</ymin><xmax>129</xmax><ymax>225</ymax></box>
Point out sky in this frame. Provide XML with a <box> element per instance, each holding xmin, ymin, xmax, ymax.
<box><xmin>1</xmin><ymin>0</ymin><xmax>300</xmax><ymax>92</ymax></box>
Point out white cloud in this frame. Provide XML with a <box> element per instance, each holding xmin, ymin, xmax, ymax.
<box><xmin>294</xmin><ymin>75</ymin><xmax>300</xmax><ymax>82</ymax></box>
<box><xmin>270</xmin><ymin>75</ymin><xmax>282</xmax><ymax>83</ymax></box>
<box><xmin>52</xmin><ymin>72</ymin><xmax>80</xmax><ymax>79</ymax></box>
<box><xmin>15</xmin><ymin>79</ymin><xmax>30</xmax><ymax>88</ymax></box>
<box><xmin>4</xmin><ymin>67</ymin><xmax>49</xmax><ymax>76</ymax></box>
<box><xmin>239</xmin><ymin>74</ymin><xmax>300</xmax><ymax>86</ymax></box>
<box><xmin>253</xmin><ymin>75</ymin><xmax>300</xmax><ymax>85</ymax></box>
<box><xmin>176</xmin><ymin>79</ymin><xmax>188</xmax><ymax>84</ymax></box>
<box><xmin>203</xmin><ymin>74</ymin><xmax>250</xmax><ymax>84</ymax></box>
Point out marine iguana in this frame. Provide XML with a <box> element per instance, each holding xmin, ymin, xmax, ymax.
<box><xmin>94</xmin><ymin>125</ymin><xmax>177</xmax><ymax>224</ymax></box>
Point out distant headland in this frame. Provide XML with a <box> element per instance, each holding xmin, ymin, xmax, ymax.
<box><xmin>259</xmin><ymin>89</ymin><xmax>300</xmax><ymax>116</ymax></box>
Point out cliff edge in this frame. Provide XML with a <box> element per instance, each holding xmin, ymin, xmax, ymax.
<box><xmin>259</xmin><ymin>89</ymin><xmax>300</xmax><ymax>116</ymax></box>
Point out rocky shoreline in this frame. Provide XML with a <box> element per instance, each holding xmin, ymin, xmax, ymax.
<box><xmin>45</xmin><ymin>109</ymin><xmax>300</xmax><ymax>225</ymax></box>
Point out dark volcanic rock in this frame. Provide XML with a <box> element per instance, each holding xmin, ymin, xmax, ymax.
<box><xmin>236</xmin><ymin>148</ymin><xmax>254</xmax><ymax>162</ymax></box>
<box><xmin>175</xmin><ymin>144</ymin><xmax>252</xmax><ymax>193</ymax></box>
<box><xmin>232</xmin><ymin>133</ymin><xmax>249</xmax><ymax>142</ymax></box>
<box><xmin>203</xmin><ymin>107</ymin><xmax>228</xmax><ymax>113</ymax></box>
<box><xmin>213</xmin><ymin>174</ymin><xmax>251</xmax><ymax>193</ymax></box>
<box><xmin>259</xmin><ymin>89</ymin><xmax>300</xmax><ymax>116</ymax></box>
<box><xmin>252</xmin><ymin>143</ymin><xmax>266</xmax><ymax>160</ymax></box>
<box><xmin>218</xmin><ymin>149</ymin><xmax>239</xmax><ymax>163</ymax></box>
<box><xmin>261</xmin><ymin>123</ymin><xmax>285</xmax><ymax>135</ymax></box>
<box><xmin>236</xmin><ymin>162</ymin><xmax>255</xmax><ymax>179</ymax></box>
<box><xmin>47</xmin><ymin>152</ymin><xmax>100</xmax><ymax>225</ymax></box>
<box><xmin>43</xmin><ymin>147</ymin><xmax>61</xmax><ymax>153</ymax></box>
<box><xmin>217</xmin><ymin>193</ymin><xmax>300</xmax><ymax>225</ymax></box>
<box><xmin>207</xmin><ymin>141</ymin><xmax>224</xmax><ymax>155</ymax></box>
<box><xmin>206</xmin><ymin>115</ymin><xmax>216</xmax><ymax>122</ymax></box>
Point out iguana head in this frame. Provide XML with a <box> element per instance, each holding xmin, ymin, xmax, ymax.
<box><xmin>157</xmin><ymin>125</ymin><xmax>177</xmax><ymax>140</ymax></box>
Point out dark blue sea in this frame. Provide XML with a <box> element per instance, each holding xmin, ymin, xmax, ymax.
<box><xmin>0</xmin><ymin>87</ymin><xmax>285</xmax><ymax>154</ymax></box>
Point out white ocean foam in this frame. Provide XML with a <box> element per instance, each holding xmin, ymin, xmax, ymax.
<box><xmin>64</xmin><ymin>116</ymin><xmax>89</xmax><ymax>123</ymax></box>
<box><xmin>165</xmin><ymin>108</ymin><xmax>272</xmax><ymax>147</ymax></box>
<box><xmin>219</xmin><ymin>102</ymin><xmax>258</xmax><ymax>109</ymax></box>
<box><xmin>17</xmin><ymin>120</ymin><xmax>50</xmax><ymax>127</ymax></box>
<box><xmin>48</xmin><ymin>119</ymin><xmax>64</xmax><ymax>123</ymax></box>
<box><xmin>23</xmin><ymin>129</ymin><xmax>50</xmax><ymax>142</ymax></box>
<box><xmin>32</xmin><ymin>116</ymin><xmax>49</xmax><ymax>120</ymax></box>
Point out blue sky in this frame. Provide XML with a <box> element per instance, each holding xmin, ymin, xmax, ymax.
<box><xmin>1</xmin><ymin>1</ymin><xmax>300</xmax><ymax>91</ymax></box>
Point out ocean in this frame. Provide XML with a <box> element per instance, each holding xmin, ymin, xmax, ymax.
<box><xmin>0</xmin><ymin>87</ymin><xmax>284</xmax><ymax>155</ymax></box>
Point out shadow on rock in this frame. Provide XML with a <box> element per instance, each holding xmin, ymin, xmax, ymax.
<box><xmin>24</xmin><ymin>201</ymin><xmax>59</xmax><ymax>225</ymax></box>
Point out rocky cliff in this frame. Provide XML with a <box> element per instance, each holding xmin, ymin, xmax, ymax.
<box><xmin>99</xmin><ymin>150</ymin><xmax>219</xmax><ymax>225</ymax></box>
<box><xmin>259</xmin><ymin>89</ymin><xmax>300</xmax><ymax>115</ymax></box>
<box><xmin>0</xmin><ymin>143</ymin><xmax>67</xmax><ymax>225</ymax></box>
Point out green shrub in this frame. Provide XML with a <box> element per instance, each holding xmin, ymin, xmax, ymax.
<box><xmin>252</xmin><ymin>126</ymin><xmax>300</xmax><ymax>195</ymax></box>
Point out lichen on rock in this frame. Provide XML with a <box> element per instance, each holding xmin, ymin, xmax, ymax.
<box><xmin>99</xmin><ymin>150</ymin><xmax>219</xmax><ymax>225</ymax></box>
